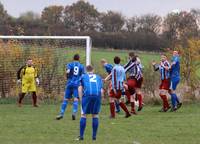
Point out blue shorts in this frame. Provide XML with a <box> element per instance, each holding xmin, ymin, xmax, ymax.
<box><xmin>81</xmin><ymin>96</ymin><xmax>101</xmax><ymax>115</ymax></box>
<box><xmin>170</xmin><ymin>77</ymin><xmax>180</xmax><ymax>90</ymax></box>
<box><xmin>64</xmin><ymin>85</ymin><xmax>79</xmax><ymax>99</ymax></box>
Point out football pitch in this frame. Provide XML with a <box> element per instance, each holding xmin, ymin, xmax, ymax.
<box><xmin>0</xmin><ymin>103</ymin><xmax>200</xmax><ymax>144</ymax></box>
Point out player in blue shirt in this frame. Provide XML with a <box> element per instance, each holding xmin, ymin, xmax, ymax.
<box><xmin>77</xmin><ymin>65</ymin><xmax>104</xmax><ymax>141</ymax></box>
<box><xmin>101</xmin><ymin>59</ymin><xmax>113</xmax><ymax>74</ymax></box>
<box><xmin>56</xmin><ymin>54</ymin><xmax>85</xmax><ymax>120</ymax></box>
<box><xmin>169</xmin><ymin>51</ymin><xmax>182</xmax><ymax>111</ymax></box>
<box><xmin>105</xmin><ymin>56</ymin><xmax>131</xmax><ymax>118</ymax></box>
<box><xmin>100</xmin><ymin>59</ymin><xmax>120</xmax><ymax>113</ymax></box>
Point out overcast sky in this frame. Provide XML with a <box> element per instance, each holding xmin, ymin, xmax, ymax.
<box><xmin>1</xmin><ymin>0</ymin><xmax>200</xmax><ymax>18</ymax></box>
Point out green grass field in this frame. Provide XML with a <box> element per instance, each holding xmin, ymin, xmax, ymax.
<box><xmin>1</xmin><ymin>47</ymin><xmax>200</xmax><ymax>144</ymax></box>
<box><xmin>68</xmin><ymin>49</ymin><xmax>160</xmax><ymax>67</ymax></box>
<box><xmin>0</xmin><ymin>103</ymin><xmax>200</xmax><ymax>144</ymax></box>
<box><xmin>63</xmin><ymin>48</ymin><xmax>160</xmax><ymax>76</ymax></box>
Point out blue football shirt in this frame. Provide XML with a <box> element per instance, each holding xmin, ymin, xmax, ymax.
<box><xmin>171</xmin><ymin>56</ymin><xmax>180</xmax><ymax>78</ymax></box>
<box><xmin>80</xmin><ymin>73</ymin><xmax>103</xmax><ymax>97</ymax></box>
<box><xmin>104</xmin><ymin>63</ymin><xmax>113</xmax><ymax>74</ymax></box>
<box><xmin>111</xmin><ymin>64</ymin><xmax>126</xmax><ymax>90</ymax></box>
<box><xmin>66</xmin><ymin>61</ymin><xmax>85</xmax><ymax>87</ymax></box>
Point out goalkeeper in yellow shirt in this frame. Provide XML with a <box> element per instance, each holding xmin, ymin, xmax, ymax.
<box><xmin>17</xmin><ymin>58</ymin><xmax>39</xmax><ymax>107</ymax></box>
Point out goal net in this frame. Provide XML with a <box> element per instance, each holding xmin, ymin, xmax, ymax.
<box><xmin>0</xmin><ymin>36</ymin><xmax>92</xmax><ymax>102</ymax></box>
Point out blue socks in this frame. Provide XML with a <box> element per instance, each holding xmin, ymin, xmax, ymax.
<box><xmin>170</xmin><ymin>93</ymin><xmax>179</xmax><ymax>108</ymax></box>
<box><xmin>79</xmin><ymin>117</ymin><xmax>99</xmax><ymax>139</ymax></box>
<box><xmin>80</xmin><ymin>117</ymin><xmax>86</xmax><ymax>138</ymax></box>
<box><xmin>73</xmin><ymin>101</ymin><xmax>79</xmax><ymax>114</ymax></box>
<box><xmin>92</xmin><ymin>117</ymin><xmax>99</xmax><ymax>139</ymax></box>
<box><xmin>60</xmin><ymin>100</ymin><xmax>79</xmax><ymax>116</ymax></box>
<box><xmin>60</xmin><ymin>100</ymin><xmax>68</xmax><ymax>116</ymax></box>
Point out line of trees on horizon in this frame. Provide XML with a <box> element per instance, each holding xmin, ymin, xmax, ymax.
<box><xmin>0</xmin><ymin>0</ymin><xmax>200</xmax><ymax>51</ymax></box>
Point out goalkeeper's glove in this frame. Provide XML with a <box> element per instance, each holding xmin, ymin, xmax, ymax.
<box><xmin>36</xmin><ymin>78</ymin><xmax>40</xmax><ymax>85</ymax></box>
<box><xmin>17</xmin><ymin>79</ymin><xmax>21</xmax><ymax>85</ymax></box>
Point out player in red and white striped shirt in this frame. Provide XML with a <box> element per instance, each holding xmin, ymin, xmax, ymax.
<box><xmin>124</xmin><ymin>52</ymin><xmax>144</xmax><ymax>114</ymax></box>
<box><xmin>152</xmin><ymin>54</ymin><xmax>171</xmax><ymax>112</ymax></box>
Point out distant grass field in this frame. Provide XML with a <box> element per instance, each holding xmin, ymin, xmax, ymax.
<box><xmin>62</xmin><ymin>48</ymin><xmax>160</xmax><ymax>75</ymax></box>
<box><xmin>68</xmin><ymin>48</ymin><xmax>160</xmax><ymax>66</ymax></box>
<box><xmin>72</xmin><ymin>49</ymin><xmax>200</xmax><ymax>77</ymax></box>
<box><xmin>0</xmin><ymin>103</ymin><xmax>200</xmax><ymax>144</ymax></box>
<box><xmin>91</xmin><ymin>49</ymin><xmax>160</xmax><ymax>66</ymax></box>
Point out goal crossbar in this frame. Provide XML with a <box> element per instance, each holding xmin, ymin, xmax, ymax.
<box><xmin>0</xmin><ymin>35</ymin><xmax>92</xmax><ymax>65</ymax></box>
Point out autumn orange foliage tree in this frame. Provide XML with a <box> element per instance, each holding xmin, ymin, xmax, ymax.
<box><xmin>177</xmin><ymin>39</ymin><xmax>200</xmax><ymax>97</ymax></box>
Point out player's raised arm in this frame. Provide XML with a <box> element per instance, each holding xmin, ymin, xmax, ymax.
<box><xmin>152</xmin><ymin>61</ymin><xmax>160</xmax><ymax>71</ymax></box>
<box><xmin>161</xmin><ymin>61</ymin><xmax>171</xmax><ymax>71</ymax></box>
<box><xmin>104</xmin><ymin>73</ymin><xmax>111</xmax><ymax>81</ymax></box>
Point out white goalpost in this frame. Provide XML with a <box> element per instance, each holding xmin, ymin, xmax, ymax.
<box><xmin>0</xmin><ymin>35</ymin><xmax>92</xmax><ymax>98</ymax></box>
